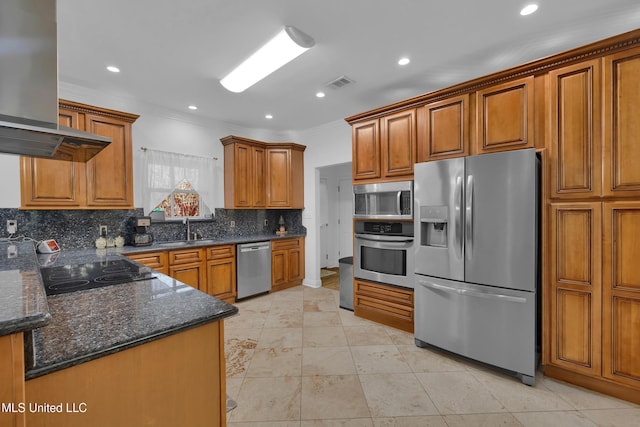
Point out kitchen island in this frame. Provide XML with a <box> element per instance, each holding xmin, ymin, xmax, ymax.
<box><xmin>0</xmin><ymin>241</ymin><xmax>237</xmax><ymax>427</ymax></box>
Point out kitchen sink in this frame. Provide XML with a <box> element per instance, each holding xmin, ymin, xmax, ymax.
<box><xmin>158</xmin><ymin>241</ymin><xmax>190</xmax><ymax>247</ymax></box>
<box><xmin>157</xmin><ymin>239</ymin><xmax>219</xmax><ymax>247</ymax></box>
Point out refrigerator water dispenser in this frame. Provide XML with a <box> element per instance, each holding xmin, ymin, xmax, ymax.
<box><xmin>420</xmin><ymin>206</ymin><xmax>448</xmax><ymax>247</ymax></box>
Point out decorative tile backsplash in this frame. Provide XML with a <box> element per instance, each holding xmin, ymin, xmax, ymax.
<box><xmin>0</xmin><ymin>208</ymin><xmax>304</xmax><ymax>250</ymax></box>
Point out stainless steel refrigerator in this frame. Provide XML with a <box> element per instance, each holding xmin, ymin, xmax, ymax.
<box><xmin>414</xmin><ymin>148</ymin><xmax>539</xmax><ymax>385</ymax></box>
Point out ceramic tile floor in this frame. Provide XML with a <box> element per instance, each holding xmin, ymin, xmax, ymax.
<box><xmin>224</xmin><ymin>285</ymin><xmax>639</xmax><ymax>426</ymax></box>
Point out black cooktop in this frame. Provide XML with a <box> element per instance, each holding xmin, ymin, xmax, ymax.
<box><xmin>41</xmin><ymin>258</ymin><xmax>155</xmax><ymax>296</ymax></box>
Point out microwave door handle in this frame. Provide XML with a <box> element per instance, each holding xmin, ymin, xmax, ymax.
<box><xmin>454</xmin><ymin>175</ymin><xmax>463</xmax><ymax>259</ymax></box>
<box><xmin>397</xmin><ymin>191</ymin><xmax>402</xmax><ymax>215</ymax></box>
<box><xmin>465</xmin><ymin>174</ymin><xmax>474</xmax><ymax>260</ymax></box>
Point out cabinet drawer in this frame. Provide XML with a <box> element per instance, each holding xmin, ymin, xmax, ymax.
<box><xmin>272</xmin><ymin>237</ymin><xmax>301</xmax><ymax>251</ymax></box>
<box><xmin>206</xmin><ymin>244</ymin><xmax>236</xmax><ymax>260</ymax></box>
<box><xmin>126</xmin><ymin>252</ymin><xmax>168</xmax><ymax>272</ymax></box>
<box><xmin>168</xmin><ymin>248</ymin><xmax>204</xmax><ymax>265</ymax></box>
<box><xmin>355</xmin><ymin>280</ymin><xmax>414</xmax><ymax>306</ymax></box>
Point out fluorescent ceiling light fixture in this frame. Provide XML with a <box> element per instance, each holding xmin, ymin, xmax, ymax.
<box><xmin>398</xmin><ymin>57</ymin><xmax>410</xmax><ymax>66</ymax></box>
<box><xmin>106</xmin><ymin>65</ymin><xmax>120</xmax><ymax>73</ymax></box>
<box><xmin>188</xmin><ymin>105</ymin><xmax>198</xmax><ymax>110</ymax></box>
<box><xmin>520</xmin><ymin>4</ymin><xmax>538</xmax><ymax>16</ymax></box>
<box><xmin>316</xmin><ymin>91</ymin><xmax>325</xmax><ymax>98</ymax></box>
<box><xmin>220</xmin><ymin>26</ymin><xmax>315</xmax><ymax>93</ymax></box>
<box><xmin>265</xmin><ymin>114</ymin><xmax>273</xmax><ymax>119</ymax></box>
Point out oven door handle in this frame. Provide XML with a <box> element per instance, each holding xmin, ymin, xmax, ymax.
<box><xmin>355</xmin><ymin>234</ymin><xmax>414</xmax><ymax>243</ymax></box>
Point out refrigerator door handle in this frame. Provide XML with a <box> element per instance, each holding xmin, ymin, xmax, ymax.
<box><xmin>454</xmin><ymin>175</ymin><xmax>463</xmax><ymax>258</ymax></box>
<box><xmin>465</xmin><ymin>174</ymin><xmax>474</xmax><ymax>259</ymax></box>
<box><xmin>417</xmin><ymin>279</ymin><xmax>527</xmax><ymax>304</ymax></box>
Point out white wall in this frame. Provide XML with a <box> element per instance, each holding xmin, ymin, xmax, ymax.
<box><xmin>296</xmin><ymin>120</ymin><xmax>352</xmax><ymax>287</ymax></box>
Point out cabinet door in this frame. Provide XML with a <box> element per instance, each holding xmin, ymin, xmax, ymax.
<box><xmin>0</xmin><ymin>333</ymin><xmax>25</xmax><ymax>427</ymax></box>
<box><xmin>549</xmin><ymin>60</ymin><xmax>602</xmax><ymax>199</ymax></box>
<box><xmin>231</xmin><ymin>143</ymin><xmax>253</xmax><ymax>207</ymax></box>
<box><xmin>475</xmin><ymin>76</ymin><xmax>535</xmax><ymax>153</ymax></box>
<box><xmin>287</xmin><ymin>246</ymin><xmax>304</xmax><ymax>284</ymax></box>
<box><xmin>271</xmin><ymin>249</ymin><xmax>288</xmax><ymax>288</ymax></box>
<box><xmin>170</xmin><ymin>262</ymin><xmax>206</xmax><ymax>291</ymax></box>
<box><xmin>252</xmin><ymin>145</ymin><xmax>266</xmax><ymax>207</ymax></box>
<box><xmin>602</xmin><ymin>202</ymin><xmax>640</xmax><ymax>389</ymax></box>
<box><xmin>352</xmin><ymin>119</ymin><xmax>381</xmax><ymax>181</ymax></box>
<box><xmin>207</xmin><ymin>257</ymin><xmax>236</xmax><ymax>302</ymax></box>
<box><xmin>603</xmin><ymin>48</ymin><xmax>640</xmax><ymax>197</ymax></box>
<box><xmin>549</xmin><ymin>203</ymin><xmax>602</xmax><ymax>376</ymax></box>
<box><xmin>380</xmin><ymin>109</ymin><xmax>416</xmax><ymax>178</ymax></box>
<box><xmin>20</xmin><ymin>109</ymin><xmax>85</xmax><ymax>208</ymax></box>
<box><xmin>417</xmin><ymin>95</ymin><xmax>469</xmax><ymax>162</ymax></box>
<box><xmin>266</xmin><ymin>148</ymin><xmax>291</xmax><ymax>207</ymax></box>
<box><xmin>85</xmin><ymin>113</ymin><xmax>133</xmax><ymax>208</ymax></box>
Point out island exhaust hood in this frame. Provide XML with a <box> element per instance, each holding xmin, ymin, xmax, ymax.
<box><xmin>0</xmin><ymin>0</ymin><xmax>111</xmax><ymax>162</ymax></box>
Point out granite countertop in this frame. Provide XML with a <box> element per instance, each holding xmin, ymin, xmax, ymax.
<box><xmin>119</xmin><ymin>231</ymin><xmax>306</xmax><ymax>254</ymax></box>
<box><xmin>0</xmin><ymin>241</ymin><xmax>51</xmax><ymax>336</ymax></box>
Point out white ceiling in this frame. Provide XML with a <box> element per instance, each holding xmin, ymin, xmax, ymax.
<box><xmin>57</xmin><ymin>0</ymin><xmax>640</xmax><ymax>132</ymax></box>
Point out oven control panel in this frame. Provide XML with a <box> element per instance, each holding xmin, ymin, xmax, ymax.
<box><xmin>355</xmin><ymin>221</ymin><xmax>414</xmax><ymax>236</ymax></box>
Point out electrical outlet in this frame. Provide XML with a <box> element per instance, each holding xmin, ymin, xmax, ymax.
<box><xmin>7</xmin><ymin>245</ymin><xmax>17</xmax><ymax>258</ymax></box>
<box><xmin>264</xmin><ymin>219</ymin><xmax>268</xmax><ymax>226</ymax></box>
<box><xmin>6</xmin><ymin>219</ymin><xmax>17</xmax><ymax>234</ymax></box>
<box><xmin>99</xmin><ymin>225</ymin><xmax>108</xmax><ymax>236</ymax></box>
<box><xmin>230</xmin><ymin>220</ymin><xmax>236</xmax><ymax>228</ymax></box>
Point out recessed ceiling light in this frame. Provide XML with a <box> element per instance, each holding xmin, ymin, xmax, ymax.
<box><xmin>398</xmin><ymin>57</ymin><xmax>410</xmax><ymax>66</ymax></box>
<box><xmin>316</xmin><ymin>92</ymin><xmax>325</xmax><ymax>98</ymax></box>
<box><xmin>520</xmin><ymin>4</ymin><xmax>538</xmax><ymax>16</ymax></box>
<box><xmin>106</xmin><ymin>65</ymin><xmax>120</xmax><ymax>73</ymax></box>
<box><xmin>265</xmin><ymin>114</ymin><xmax>273</xmax><ymax>119</ymax></box>
<box><xmin>188</xmin><ymin>105</ymin><xmax>198</xmax><ymax>110</ymax></box>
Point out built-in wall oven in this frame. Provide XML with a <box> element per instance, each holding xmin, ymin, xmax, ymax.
<box><xmin>354</xmin><ymin>221</ymin><xmax>414</xmax><ymax>289</ymax></box>
<box><xmin>353</xmin><ymin>181</ymin><xmax>413</xmax><ymax>220</ymax></box>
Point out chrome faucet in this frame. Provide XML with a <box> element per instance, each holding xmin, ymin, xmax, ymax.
<box><xmin>184</xmin><ymin>217</ymin><xmax>191</xmax><ymax>240</ymax></box>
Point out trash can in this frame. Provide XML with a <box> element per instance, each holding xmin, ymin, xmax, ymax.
<box><xmin>339</xmin><ymin>256</ymin><xmax>353</xmax><ymax>311</ymax></box>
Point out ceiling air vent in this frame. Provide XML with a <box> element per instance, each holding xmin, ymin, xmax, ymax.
<box><xmin>326</xmin><ymin>75</ymin><xmax>355</xmax><ymax>89</ymax></box>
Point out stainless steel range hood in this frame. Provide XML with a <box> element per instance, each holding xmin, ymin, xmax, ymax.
<box><xmin>0</xmin><ymin>0</ymin><xmax>111</xmax><ymax>162</ymax></box>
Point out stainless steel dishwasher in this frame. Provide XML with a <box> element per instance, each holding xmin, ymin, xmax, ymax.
<box><xmin>236</xmin><ymin>241</ymin><xmax>272</xmax><ymax>299</ymax></box>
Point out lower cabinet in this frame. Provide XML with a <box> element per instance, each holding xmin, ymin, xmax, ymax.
<box><xmin>127</xmin><ymin>245</ymin><xmax>235</xmax><ymax>302</ymax></box>
<box><xmin>271</xmin><ymin>237</ymin><xmax>305</xmax><ymax>292</ymax></box>
<box><xmin>354</xmin><ymin>279</ymin><xmax>414</xmax><ymax>333</ymax></box>
<box><xmin>205</xmin><ymin>245</ymin><xmax>236</xmax><ymax>303</ymax></box>
<box><xmin>0</xmin><ymin>332</ymin><xmax>25</xmax><ymax>427</ymax></box>
<box><xmin>547</xmin><ymin>201</ymin><xmax>640</xmax><ymax>404</ymax></box>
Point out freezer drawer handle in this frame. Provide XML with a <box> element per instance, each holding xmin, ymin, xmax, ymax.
<box><xmin>418</xmin><ymin>279</ymin><xmax>527</xmax><ymax>303</ymax></box>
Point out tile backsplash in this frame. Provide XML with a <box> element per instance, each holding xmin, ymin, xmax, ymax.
<box><xmin>0</xmin><ymin>208</ymin><xmax>304</xmax><ymax>250</ymax></box>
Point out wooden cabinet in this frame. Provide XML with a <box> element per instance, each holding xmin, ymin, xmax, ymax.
<box><xmin>266</xmin><ymin>145</ymin><xmax>305</xmax><ymax>208</ymax></box>
<box><xmin>221</xmin><ymin>135</ymin><xmax>305</xmax><ymax>209</ymax></box>
<box><xmin>352</xmin><ymin>109</ymin><xmax>416</xmax><ymax>182</ymax></box>
<box><xmin>205</xmin><ymin>245</ymin><xmax>236</xmax><ymax>303</ymax></box>
<box><xmin>549</xmin><ymin>203</ymin><xmax>602</xmax><ymax>376</ymax></box>
<box><xmin>603</xmin><ymin>47</ymin><xmax>640</xmax><ymax>198</ymax></box>
<box><xmin>602</xmin><ymin>202</ymin><xmax>640</xmax><ymax>390</ymax></box>
<box><xmin>0</xmin><ymin>332</ymin><xmax>26</xmax><ymax>427</ymax></box>
<box><xmin>548</xmin><ymin>60</ymin><xmax>602</xmax><ymax>199</ymax></box>
<box><xmin>271</xmin><ymin>237</ymin><xmax>305</xmax><ymax>292</ymax></box>
<box><xmin>20</xmin><ymin>100</ymin><xmax>138</xmax><ymax>209</ymax></box>
<box><xmin>354</xmin><ymin>279</ymin><xmax>414</xmax><ymax>333</ymax></box>
<box><xmin>417</xmin><ymin>94</ymin><xmax>470</xmax><ymax>162</ymax></box>
<box><xmin>126</xmin><ymin>251</ymin><xmax>168</xmax><ymax>275</ymax></box>
<box><xmin>475</xmin><ymin>76</ymin><xmax>535</xmax><ymax>154</ymax></box>
<box><xmin>380</xmin><ymin>108</ymin><xmax>416</xmax><ymax>178</ymax></box>
<box><xmin>168</xmin><ymin>248</ymin><xmax>206</xmax><ymax>291</ymax></box>
<box><xmin>25</xmin><ymin>321</ymin><xmax>227</xmax><ymax>427</ymax></box>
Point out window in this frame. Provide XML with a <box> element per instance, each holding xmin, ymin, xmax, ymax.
<box><xmin>137</xmin><ymin>148</ymin><xmax>215</xmax><ymax>220</ymax></box>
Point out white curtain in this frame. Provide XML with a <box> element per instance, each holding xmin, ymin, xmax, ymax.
<box><xmin>137</xmin><ymin>148</ymin><xmax>216</xmax><ymax>217</ymax></box>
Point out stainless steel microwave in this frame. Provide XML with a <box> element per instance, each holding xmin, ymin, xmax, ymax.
<box><xmin>353</xmin><ymin>181</ymin><xmax>413</xmax><ymax>219</ymax></box>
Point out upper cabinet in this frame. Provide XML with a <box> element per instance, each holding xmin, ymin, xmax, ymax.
<box><xmin>603</xmin><ymin>47</ymin><xmax>640</xmax><ymax>198</ymax></box>
<box><xmin>20</xmin><ymin>100</ymin><xmax>139</xmax><ymax>210</ymax></box>
<box><xmin>221</xmin><ymin>135</ymin><xmax>305</xmax><ymax>209</ymax></box>
<box><xmin>548</xmin><ymin>60</ymin><xmax>602</xmax><ymax>199</ymax></box>
<box><xmin>417</xmin><ymin>94</ymin><xmax>470</xmax><ymax>162</ymax></box>
<box><xmin>352</xmin><ymin>108</ymin><xmax>416</xmax><ymax>183</ymax></box>
<box><xmin>475</xmin><ymin>76</ymin><xmax>535</xmax><ymax>154</ymax></box>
